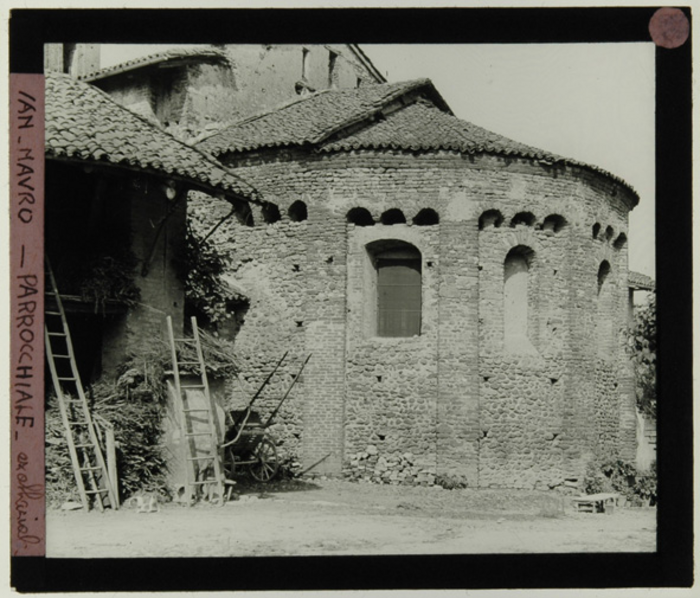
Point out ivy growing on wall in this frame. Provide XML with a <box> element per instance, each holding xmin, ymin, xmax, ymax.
<box><xmin>182</xmin><ymin>221</ymin><xmax>242</xmax><ymax>329</ymax></box>
<box><xmin>628</xmin><ymin>292</ymin><xmax>656</xmax><ymax>420</ymax></box>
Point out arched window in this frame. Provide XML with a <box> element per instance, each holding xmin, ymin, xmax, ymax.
<box><xmin>613</xmin><ymin>233</ymin><xmax>627</xmax><ymax>250</ymax></box>
<box><xmin>413</xmin><ymin>208</ymin><xmax>439</xmax><ymax>226</ymax></box>
<box><xmin>347</xmin><ymin>207</ymin><xmax>374</xmax><ymax>226</ymax></box>
<box><xmin>504</xmin><ymin>246</ymin><xmax>534</xmax><ymax>352</ymax></box>
<box><xmin>592</xmin><ymin>223</ymin><xmax>601</xmax><ymax>239</ymax></box>
<box><xmin>380</xmin><ymin>209</ymin><xmax>406</xmax><ymax>225</ymax></box>
<box><xmin>478</xmin><ymin>209</ymin><xmax>504</xmax><ymax>230</ymax></box>
<box><xmin>596</xmin><ymin>260</ymin><xmax>613</xmax><ymax>358</ymax></box>
<box><xmin>510</xmin><ymin>212</ymin><xmax>536</xmax><ymax>228</ymax></box>
<box><xmin>367</xmin><ymin>240</ymin><xmax>422</xmax><ymax>337</ymax></box>
<box><xmin>261</xmin><ymin>202</ymin><xmax>281</xmax><ymax>224</ymax></box>
<box><xmin>288</xmin><ymin>200</ymin><xmax>308</xmax><ymax>222</ymax></box>
<box><xmin>604</xmin><ymin>226</ymin><xmax>614</xmax><ymax>242</ymax></box>
<box><xmin>541</xmin><ymin>214</ymin><xmax>567</xmax><ymax>233</ymax></box>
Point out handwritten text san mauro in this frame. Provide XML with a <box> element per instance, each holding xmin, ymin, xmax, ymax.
<box><xmin>13</xmin><ymin>87</ymin><xmax>44</xmax><ymax>547</ymax></box>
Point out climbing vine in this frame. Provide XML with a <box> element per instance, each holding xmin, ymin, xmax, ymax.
<box><xmin>628</xmin><ymin>293</ymin><xmax>656</xmax><ymax>420</ymax></box>
<box><xmin>182</xmin><ymin>221</ymin><xmax>242</xmax><ymax>329</ymax></box>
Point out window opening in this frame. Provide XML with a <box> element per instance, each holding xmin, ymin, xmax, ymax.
<box><xmin>368</xmin><ymin>240</ymin><xmax>422</xmax><ymax>337</ymax></box>
<box><xmin>504</xmin><ymin>245</ymin><xmax>535</xmax><ymax>353</ymax></box>
<box><xmin>347</xmin><ymin>207</ymin><xmax>374</xmax><ymax>226</ymax></box>
<box><xmin>288</xmin><ymin>200</ymin><xmax>308</xmax><ymax>222</ymax></box>
<box><xmin>380</xmin><ymin>209</ymin><xmax>406</xmax><ymax>225</ymax></box>
<box><xmin>328</xmin><ymin>51</ymin><xmax>338</xmax><ymax>88</ymax></box>
<box><xmin>479</xmin><ymin>209</ymin><xmax>504</xmax><ymax>229</ymax></box>
<box><xmin>413</xmin><ymin>208</ymin><xmax>439</xmax><ymax>226</ymax></box>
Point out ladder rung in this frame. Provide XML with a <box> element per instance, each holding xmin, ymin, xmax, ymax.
<box><xmin>185</xmin><ymin>432</ymin><xmax>214</xmax><ymax>437</ymax></box>
<box><xmin>84</xmin><ymin>489</ymin><xmax>107</xmax><ymax>495</ymax></box>
<box><xmin>181</xmin><ymin>385</ymin><xmax>205</xmax><ymax>389</ymax></box>
<box><xmin>183</xmin><ymin>408</ymin><xmax>210</xmax><ymax>413</ymax></box>
<box><xmin>48</xmin><ymin>332</ymin><xmax>67</xmax><ymax>337</ymax></box>
<box><xmin>191</xmin><ymin>480</ymin><xmax>221</xmax><ymax>485</ymax></box>
<box><xmin>57</xmin><ymin>377</ymin><xmax>77</xmax><ymax>381</ymax></box>
<box><xmin>187</xmin><ymin>456</ymin><xmax>216</xmax><ymax>461</ymax></box>
<box><xmin>69</xmin><ymin>421</ymin><xmax>88</xmax><ymax>426</ymax></box>
<box><xmin>52</xmin><ymin>354</ymin><xmax>71</xmax><ymax>359</ymax></box>
<box><xmin>46</xmin><ymin>310</ymin><xmax>62</xmax><ymax>315</ymax></box>
<box><xmin>80</xmin><ymin>466</ymin><xmax>103</xmax><ymax>472</ymax></box>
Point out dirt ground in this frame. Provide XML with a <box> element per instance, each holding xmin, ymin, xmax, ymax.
<box><xmin>46</xmin><ymin>478</ymin><xmax>656</xmax><ymax>558</ymax></box>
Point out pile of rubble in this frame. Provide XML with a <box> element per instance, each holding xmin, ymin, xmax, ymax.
<box><xmin>343</xmin><ymin>445</ymin><xmax>436</xmax><ymax>486</ymax></box>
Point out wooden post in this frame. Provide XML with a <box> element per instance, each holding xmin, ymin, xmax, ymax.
<box><xmin>105</xmin><ymin>427</ymin><xmax>120</xmax><ymax>509</ymax></box>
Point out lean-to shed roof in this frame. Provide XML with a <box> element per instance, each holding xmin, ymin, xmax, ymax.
<box><xmin>45</xmin><ymin>71</ymin><xmax>261</xmax><ymax>202</ymax></box>
<box><xmin>78</xmin><ymin>47</ymin><xmax>231</xmax><ymax>83</ymax></box>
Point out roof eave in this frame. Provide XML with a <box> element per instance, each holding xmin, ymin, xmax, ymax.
<box><xmin>45</xmin><ymin>152</ymin><xmax>260</xmax><ymax>205</ymax></box>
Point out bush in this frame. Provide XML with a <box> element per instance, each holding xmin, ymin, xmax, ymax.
<box><xmin>583</xmin><ymin>457</ymin><xmax>657</xmax><ymax>506</ymax></box>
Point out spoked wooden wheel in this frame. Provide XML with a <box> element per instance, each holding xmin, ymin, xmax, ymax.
<box><xmin>223</xmin><ymin>447</ymin><xmax>237</xmax><ymax>479</ymax></box>
<box><xmin>249</xmin><ymin>438</ymin><xmax>279</xmax><ymax>482</ymax></box>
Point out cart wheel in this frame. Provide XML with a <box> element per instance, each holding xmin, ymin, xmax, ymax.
<box><xmin>249</xmin><ymin>438</ymin><xmax>279</xmax><ymax>482</ymax></box>
<box><xmin>223</xmin><ymin>447</ymin><xmax>237</xmax><ymax>479</ymax></box>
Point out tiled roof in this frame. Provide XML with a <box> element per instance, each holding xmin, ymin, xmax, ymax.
<box><xmin>78</xmin><ymin>47</ymin><xmax>230</xmax><ymax>82</ymax></box>
<box><xmin>628</xmin><ymin>271</ymin><xmax>656</xmax><ymax>291</ymax></box>
<box><xmin>197</xmin><ymin>79</ymin><xmax>637</xmax><ymax>202</ymax></box>
<box><xmin>320</xmin><ymin>98</ymin><xmax>561</xmax><ymax>159</ymax></box>
<box><xmin>197</xmin><ymin>79</ymin><xmax>450</xmax><ymax>155</ymax></box>
<box><xmin>45</xmin><ymin>72</ymin><xmax>261</xmax><ymax>202</ymax></box>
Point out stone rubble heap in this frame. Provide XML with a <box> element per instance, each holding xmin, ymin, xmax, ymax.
<box><xmin>343</xmin><ymin>444</ymin><xmax>436</xmax><ymax>486</ymax></box>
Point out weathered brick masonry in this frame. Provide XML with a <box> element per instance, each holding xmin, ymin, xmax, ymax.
<box><xmin>198</xmin><ymin>145</ymin><xmax>637</xmax><ymax>488</ymax></box>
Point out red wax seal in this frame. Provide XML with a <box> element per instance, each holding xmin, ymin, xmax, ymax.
<box><xmin>649</xmin><ymin>7</ymin><xmax>690</xmax><ymax>49</ymax></box>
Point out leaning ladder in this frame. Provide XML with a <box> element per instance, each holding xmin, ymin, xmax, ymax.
<box><xmin>44</xmin><ymin>260</ymin><xmax>118</xmax><ymax>511</ymax></box>
<box><xmin>167</xmin><ymin>316</ymin><xmax>225</xmax><ymax>505</ymax></box>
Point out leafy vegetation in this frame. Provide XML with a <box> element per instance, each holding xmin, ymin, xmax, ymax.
<box><xmin>583</xmin><ymin>456</ymin><xmax>657</xmax><ymax>506</ymax></box>
<box><xmin>182</xmin><ymin>221</ymin><xmax>243</xmax><ymax>329</ymax></box>
<box><xmin>628</xmin><ymin>293</ymin><xmax>656</xmax><ymax>420</ymax></box>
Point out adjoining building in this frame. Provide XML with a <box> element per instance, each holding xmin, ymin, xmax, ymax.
<box><xmin>44</xmin><ymin>70</ymin><xmax>265</xmax><ymax>380</ymax></box>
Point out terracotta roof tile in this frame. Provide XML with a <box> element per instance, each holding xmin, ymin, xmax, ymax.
<box><xmin>196</xmin><ymin>79</ymin><xmax>445</xmax><ymax>155</ymax></box>
<box><xmin>628</xmin><ymin>271</ymin><xmax>656</xmax><ymax>291</ymax></box>
<box><xmin>78</xmin><ymin>47</ymin><xmax>231</xmax><ymax>82</ymax></box>
<box><xmin>46</xmin><ymin>71</ymin><xmax>261</xmax><ymax>202</ymax></box>
<box><xmin>196</xmin><ymin>79</ymin><xmax>637</xmax><ymax>202</ymax></box>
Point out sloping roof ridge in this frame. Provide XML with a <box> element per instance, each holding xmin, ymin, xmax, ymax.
<box><xmin>47</xmin><ymin>71</ymin><xmax>261</xmax><ymax>201</ymax></box>
<box><xmin>347</xmin><ymin>44</ymin><xmax>387</xmax><ymax>83</ymax></box>
<box><xmin>78</xmin><ymin>46</ymin><xmax>230</xmax><ymax>82</ymax></box>
<box><xmin>628</xmin><ymin>270</ymin><xmax>656</xmax><ymax>290</ymax></box>
<box><xmin>310</xmin><ymin>78</ymin><xmax>434</xmax><ymax>145</ymax></box>
<box><xmin>197</xmin><ymin>88</ymin><xmax>337</xmax><ymax>146</ymax></box>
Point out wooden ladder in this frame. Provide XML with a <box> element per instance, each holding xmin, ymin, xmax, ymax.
<box><xmin>167</xmin><ymin>316</ymin><xmax>225</xmax><ymax>505</ymax></box>
<box><xmin>44</xmin><ymin>260</ymin><xmax>118</xmax><ymax>511</ymax></box>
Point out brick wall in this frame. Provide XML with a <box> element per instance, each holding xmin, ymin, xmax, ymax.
<box><xmin>200</xmin><ymin>148</ymin><xmax>636</xmax><ymax>486</ymax></box>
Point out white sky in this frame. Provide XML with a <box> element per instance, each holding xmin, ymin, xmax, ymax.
<box><xmin>101</xmin><ymin>43</ymin><xmax>655</xmax><ymax>277</ymax></box>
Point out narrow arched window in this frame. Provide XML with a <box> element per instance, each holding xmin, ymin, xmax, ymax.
<box><xmin>367</xmin><ymin>240</ymin><xmax>422</xmax><ymax>337</ymax></box>
<box><xmin>504</xmin><ymin>246</ymin><xmax>534</xmax><ymax>352</ymax></box>
<box><xmin>596</xmin><ymin>260</ymin><xmax>613</xmax><ymax>358</ymax></box>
